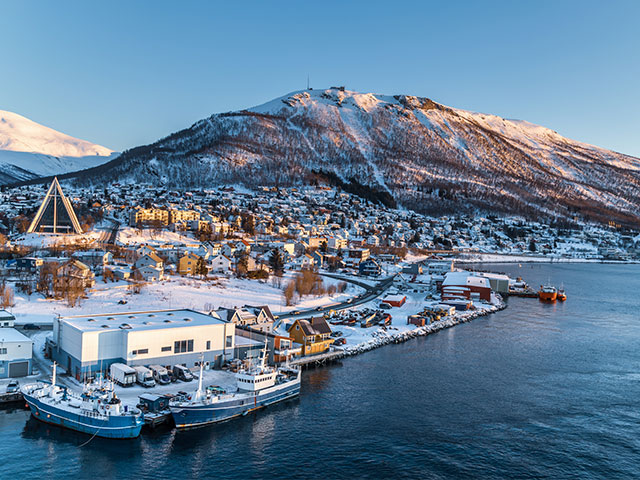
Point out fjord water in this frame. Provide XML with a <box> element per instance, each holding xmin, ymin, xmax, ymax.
<box><xmin>2</xmin><ymin>263</ymin><xmax>640</xmax><ymax>479</ymax></box>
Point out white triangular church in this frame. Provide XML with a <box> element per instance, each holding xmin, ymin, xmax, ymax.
<box><xmin>27</xmin><ymin>177</ymin><xmax>83</xmax><ymax>234</ymax></box>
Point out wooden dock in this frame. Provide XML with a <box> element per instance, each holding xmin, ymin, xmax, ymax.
<box><xmin>0</xmin><ymin>392</ymin><xmax>24</xmax><ymax>405</ymax></box>
<box><xmin>289</xmin><ymin>350</ymin><xmax>345</xmax><ymax>369</ymax></box>
<box><xmin>507</xmin><ymin>289</ymin><xmax>539</xmax><ymax>298</ymax></box>
<box><xmin>143</xmin><ymin>411</ymin><xmax>173</xmax><ymax>429</ymax></box>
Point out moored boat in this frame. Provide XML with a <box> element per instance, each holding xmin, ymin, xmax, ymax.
<box><xmin>538</xmin><ymin>284</ymin><xmax>558</xmax><ymax>302</ymax></box>
<box><xmin>21</xmin><ymin>363</ymin><xmax>143</xmax><ymax>439</ymax></box>
<box><xmin>170</xmin><ymin>345</ymin><xmax>301</xmax><ymax>429</ymax></box>
<box><xmin>557</xmin><ymin>287</ymin><xmax>567</xmax><ymax>301</ymax></box>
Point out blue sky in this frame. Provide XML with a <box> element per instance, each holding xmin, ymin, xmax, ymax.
<box><xmin>2</xmin><ymin>0</ymin><xmax>639</xmax><ymax>155</ymax></box>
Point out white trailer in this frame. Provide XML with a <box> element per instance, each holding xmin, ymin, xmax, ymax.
<box><xmin>133</xmin><ymin>366</ymin><xmax>156</xmax><ymax>388</ymax></box>
<box><xmin>109</xmin><ymin>363</ymin><xmax>137</xmax><ymax>387</ymax></box>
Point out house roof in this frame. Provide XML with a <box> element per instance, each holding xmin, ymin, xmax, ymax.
<box><xmin>290</xmin><ymin>316</ymin><xmax>331</xmax><ymax>336</ymax></box>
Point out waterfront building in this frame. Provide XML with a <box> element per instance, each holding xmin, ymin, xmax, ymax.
<box><xmin>442</xmin><ymin>271</ymin><xmax>492</xmax><ymax>302</ymax></box>
<box><xmin>0</xmin><ymin>328</ymin><xmax>33</xmax><ymax>378</ymax></box>
<box><xmin>287</xmin><ymin>317</ymin><xmax>332</xmax><ymax>356</ymax></box>
<box><xmin>50</xmin><ymin>309</ymin><xmax>236</xmax><ymax>379</ymax></box>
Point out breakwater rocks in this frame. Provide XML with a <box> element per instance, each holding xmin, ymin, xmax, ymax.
<box><xmin>343</xmin><ymin>302</ymin><xmax>507</xmax><ymax>357</ymax></box>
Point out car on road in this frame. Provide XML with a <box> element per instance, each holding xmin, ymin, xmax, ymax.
<box><xmin>6</xmin><ymin>380</ymin><xmax>19</xmax><ymax>393</ymax></box>
<box><xmin>291</xmin><ymin>310</ymin><xmax>300</xmax><ymax>315</ymax></box>
<box><xmin>118</xmin><ymin>299</ymin><xmax>128</xmax><ymax>305</ymax></box>
<box><xmin>346</xmin><ymin>298</ymin><xmax>353</xmax><ymax>304</ymax></box>
<box><xmin>22</xmin><ymin>323</ymin><xmax>40</xmax><ymax>330</ymax></box>
<box><xmin>315</xmin><ymin>306</ymin><xmax>324</xmax><ymax>311</ymax></box>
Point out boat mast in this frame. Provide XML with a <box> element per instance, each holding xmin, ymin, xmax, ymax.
<box><xmin>194</xmin><ymin>354</ymin><xmax>205</xmax><ymax>402</ymax></box>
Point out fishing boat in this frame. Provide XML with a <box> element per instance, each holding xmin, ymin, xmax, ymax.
<box><xmin>538</xmin><ymin>284</ymin><xmax>558</xmax><ymax>302</ymax></box>
<box><xmin>21</xmin><ymin>363</ymin><xmax>143</xmax><ymax>439</ymax></box>
<box><xmin>170</xmin><ymin>345</ymin><xmax>301</xmax><ymax>429</ymax></box>
<box><xmin>557</xmin><ymin>286</ymin><xmax>567</xmax><ymax>301</ymax></box>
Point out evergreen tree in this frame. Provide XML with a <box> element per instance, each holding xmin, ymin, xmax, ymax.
<box><xmin>269</xmin><ymin>248</ymin><xmax>285</xmax><ymax>276</ymax></box>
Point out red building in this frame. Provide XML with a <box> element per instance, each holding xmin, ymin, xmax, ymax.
<box><xmin>442</xmin><ymin>272</ymin><xmax>492</xmax><ymax>302</ymax></box>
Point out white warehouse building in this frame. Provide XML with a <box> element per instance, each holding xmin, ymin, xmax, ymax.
<box><xmin>0</xmin><ymin>328</ymin><xmax>33</xmax><ymax>378</ymax></box>
<box><xmin>51</xmin><ymin>309</ymin><xmax>236</xmax><ymax>380</ymax></box>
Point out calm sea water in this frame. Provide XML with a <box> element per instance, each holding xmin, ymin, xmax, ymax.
<box><xmin>2</xmin><ymin>263</ymin><xmax>640</xmax><ymax>479</ymax></box>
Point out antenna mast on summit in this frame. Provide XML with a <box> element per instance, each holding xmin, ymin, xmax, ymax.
<box><xmin>307</xmin><ymin>74</ymin><xmax>310</xmax><ymax>90</ymax></box>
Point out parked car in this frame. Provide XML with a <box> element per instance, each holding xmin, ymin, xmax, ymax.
<box><xmin>166</xmin><ymin>369</ymin><xmax>178</xmax><ymax>383</ymax></box>
<box><xmin>379</xmin><ymin>302</ymin><xmax>392</xmax><ymax>310</ymax></box>
<box><xmin>22</xmin><ymin>323</ymin><xmax>40</xmax><ymax>330</ymax></box>
<box><xmin>173</xmin><ymin>364</ymin><xmax>194</xmax><ymax>382</ymax></box>
<box><xmin>332</xmin><ymin>338</ymin><xmax>346</xmax><ymax>346</ymax></box>
<box><xmin>149</xmin><ymin>364</ymin><xmax>171</xmax><ymax>385</ymax></box>
<box><xmin>118</xmin><ymin>299</ymin><xmax>128</xmax><ymax>305</ymax></box>
<box><xmin>6</xmin><ymin>380</ymin><xmax>19</xmax><ymax>393</ymax></box>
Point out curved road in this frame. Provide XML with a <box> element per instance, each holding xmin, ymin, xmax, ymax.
<box><xmin>275</xmin><ymin>273</ymin><xmax>395</xmax><ymax>324</ymax></box>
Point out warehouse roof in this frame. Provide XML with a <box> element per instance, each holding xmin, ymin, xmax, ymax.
<box><xmin>60</xmin><ymin>309</ymin><xmax>228</xmax><ymax>333</ymax></box>
<box><xmin>0</xmin><ymin>328</ymin><xmax>32</xmax><ymax>343</ymax></box>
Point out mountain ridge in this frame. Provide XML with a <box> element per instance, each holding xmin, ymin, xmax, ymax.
<box><xmin>16</xmin><ymin>88</ymin><xmax>640</xmax><ymax>227</ymax></box>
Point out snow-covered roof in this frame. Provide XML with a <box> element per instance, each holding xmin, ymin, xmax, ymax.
<box><xmin>443</xmin><ymin>271</ymin><xmax>490</xmax><ymax>289</ymax></box>
<box><xmin>0</xmin><ymin>327</ymin><xmax>32</xmax><ymax>343</ymax></box>
<box><xmin>60</xmin><ymin>309</ymin><xmax>227</xmax><ymax>333</ymax></box>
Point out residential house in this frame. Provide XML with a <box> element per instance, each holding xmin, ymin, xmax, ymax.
<box><xmin>135</xmin><ymin>252</ymin><xmax>163</xmax><ymax>270</ymax></box>
<box><xmin>55</xmin><ymin>260</ymin><xmax>96</xmax><ymax>289</ymax></box>
<box><xmin>211</xmin><ymin>254</ymin><xmax>232</xmax><ymax>273</ymax></box>
<box><xmin>287</xmin><ymin>316</ymin><xmax>332</xmax><ymax>356</ymax></box>
<box><xmin>178</xmin><ymin>252</ymin><xmax>201</xmax><ymax>276</ymax></box>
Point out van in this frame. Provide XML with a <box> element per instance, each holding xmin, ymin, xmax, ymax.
<box><xmin>149</xmin><ymin>364</ymin><xmax>171</xmax><ymax>385</ymax></box>
<box><xmin>109</xmin><ymin>363</ymin><xmax>137</xmax><ymax>387</ymax></box>
<box><xmin>173</xmin><ymin>364</ymin><xmax>194</xmax><ymax>382</ymax></box>
<box><xmin>133</xmin><ymin>366</ymin><xmax>156</xmax><ymax>388</ymax></box>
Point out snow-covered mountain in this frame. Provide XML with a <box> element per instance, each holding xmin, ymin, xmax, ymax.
<box><xmin>0</xmin><ymin>110</ymin><xmax>114</xmax><ymax>184</ymax></box>
<box><xmin>71</xmin><ymin>88</ymin><xmax>640</xmax><ymax>226</ymax></box>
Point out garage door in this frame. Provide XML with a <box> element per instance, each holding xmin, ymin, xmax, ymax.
<box><xmin>9</xmin><ymin>361</ymin><xmax>28</xmax><ymax>378</ymax></box>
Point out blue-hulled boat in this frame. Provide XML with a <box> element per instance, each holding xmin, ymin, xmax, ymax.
<box><xmin>21</xmin><ymin>363</ymin><xmax>143</xmax><ymax>439</ymax></box>
<box><xmin>170</xmin><ymin>346</ymin><xmax>301</xmax><ymax>429</ymax></box>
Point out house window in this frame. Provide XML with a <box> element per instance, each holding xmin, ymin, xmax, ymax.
<box><xmin>174</xmin><ymin>339</ymin><xmax>194</xmax><ymax>353</ymax></box>
<box><xmin>132</xmin><ymin>348</ymin><xmax>149</xmax><ymax>355</ymax></box>
<box><xmin>206</xmin><ymin>340</ymin><xmax>211</xmax><ymax>350</ymax></box>
<box><xmin>226</xmin><ymin>336</ymin><xmax>233</xmax><ymax>348</ymax></box>
<box><xmin>0</xmin><ymin>348</ymin><xmax>6</xmax><ymax>354</ymax></box>
<box><xmin>161</xmin><ymin>346</ymin><xmax>172</xmax><ymax>352</ymax></box>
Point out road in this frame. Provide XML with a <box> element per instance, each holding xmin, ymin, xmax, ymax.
<box><xmin>274</xmin><ymin>273</ymin><xmax>395</xmax><ymax>326</ymax></box>
<box><xmin>98</xmin><ymin>218</ymin><xmax>121</xmax><ymax>246</ymax></box>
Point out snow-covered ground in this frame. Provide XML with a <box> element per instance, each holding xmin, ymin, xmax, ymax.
<box><xmin>116</xmin><ymin>227</ymin><xmax>198</xmax><ymax>246</ymax></box>
<box><xmin>7</xmin><ymin>272</ymin><xmax>366</xmax><ymax>325</ymax></box>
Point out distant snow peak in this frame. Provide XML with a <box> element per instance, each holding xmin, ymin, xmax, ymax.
<box><xmin>0</xmin><ymin>110</ymin><xmax>112</xmax><ymax>157</ymax></box>
<box><xmin>0</xmin><ymin>109</ymin><xmax>115</xmax><ymax>184</ymax></box>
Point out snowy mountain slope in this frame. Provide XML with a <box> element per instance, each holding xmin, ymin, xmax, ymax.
<box><xmin>0</xmin><ymin>110</ymin><xmax>114</xmax><ymax>184</ymax></box>
<box><xmin>67</xmin><ymin>88</ymin><xmax>640</xmax><ymax>226</ymax></box>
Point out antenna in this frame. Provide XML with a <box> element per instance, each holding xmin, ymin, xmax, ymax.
<box><xmin>307</xmin><ymin>74</ymin><xmax>310</xmax><ymax>90</ymax></box>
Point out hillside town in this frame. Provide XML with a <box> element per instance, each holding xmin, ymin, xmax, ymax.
<box><xmin>0</xmin><ymin>177</ymin><xmax>637</xmax><ymax>431</ymax></box>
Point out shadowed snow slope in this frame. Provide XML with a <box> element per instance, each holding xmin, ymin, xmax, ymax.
<box><xmin>58</xmin><ymin>88</ymin><xmax>640</xmax><ymax>226</ymax></box>
<box><xmin>0</xmin><ymin>110</ymin><xmax>114</xmax><ymax>184</ymax></box>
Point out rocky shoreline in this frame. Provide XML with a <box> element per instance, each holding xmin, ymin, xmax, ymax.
<box><xmin>342</xmin><ymin>301</ymin><xmax>507</xmax><ymax>357</ymax></box>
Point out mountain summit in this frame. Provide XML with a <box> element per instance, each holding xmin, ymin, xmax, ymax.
<box><xmin>0</xmin><ymin>110</ymin><xmax>114</xmax><ymax>184</ymax></box>
<box><xmin>64</xmin><ymin>88</ymin><xmax>640</xmax><ymax>226</ymax></box>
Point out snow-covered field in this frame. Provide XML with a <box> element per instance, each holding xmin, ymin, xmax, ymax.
<box><xmin>8</xmin><ymin>272</ymin><xmax>365</xmax><ymax>325</ymax></box>
<box><xmin>117</xmin><ymin>227</ymin><xmax>198</xmax><ymax>246</ymax></box>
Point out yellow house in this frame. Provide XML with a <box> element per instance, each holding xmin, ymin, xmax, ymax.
<box><xmin>178</xmin><ymin>252</ymin><xmax>201</xmax><ymax>275</ymax></box>
<box><xmin>287</xmin><ymin>316</ymin><xmax>333</xmax><ymax>356</ymax></box>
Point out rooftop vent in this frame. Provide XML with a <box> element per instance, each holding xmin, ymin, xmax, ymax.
<box><xmin>183</xmin><ymin>318</ymin><xmax>192</xmax><ymax>322</ymax></box>
<box><xmin>167</xmin><ymin>313</ymin><xmax>174</xmax><ymax>316</ymax></box>
<box><xmin>119</xmin><ymin>323</ymin><xmax>132</xmax><ymax>329</ymax></box>
<box><xmin>148</xmin><ymin>314</ymin><xmax>156</xmax><ymax>317</ymax></box>
<box><xmin>101</xmin><ymin>325</ymin><xmax>109</xmax><ymax>328</ymax></box>
<box><xmin>107</xmin><ymin>317</ymin><xmax>116</xmax><ymax>321</ymax></box>
<box><xmin>87</xmin><ymin>319</ymin><xmax>95</xmax><ymax>322</ymax></box>
<box><xmin>128</xmin><ymin>315</ymin><xmax>136</xmax><ymax>319</ymax></box>
<box><xmin>164</xmin><ymin>319</ymin><xmax>172</xmax><ymax>323</ymax></box>
<box><xmin>142</xmin><ymin>321</ymin><xmax>151</xmax><ymax>325</ymax></box>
